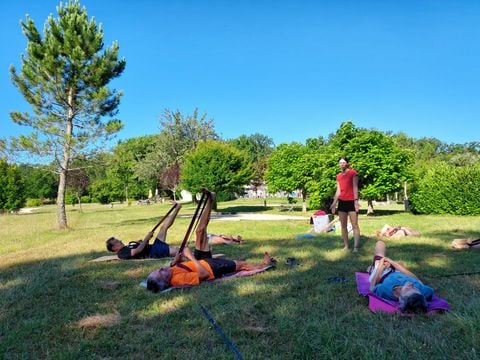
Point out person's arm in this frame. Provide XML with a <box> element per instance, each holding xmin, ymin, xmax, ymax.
<box><xmin>370</xmin><ymin>257</ymin><xmax>386</xmax><ymax>291</ymax></box>
<box><xmin>353</xmin><ymin>173</ymin><xmax>359</xmax><ymax>212</ymax></box>
<box><xmin>183</xmin><ymin>247</ymin><xmax>210</xmax><ymax>281</ymax></box>
<box><xmin>130</xmin><ymin>231</ymin><xmax>154</xmax><ymax>257</ymax></box>
<box><xmin>330</xmin><ymin>182</ymin><xmax>340</xmax><ymax>214</ymax></box>
<box><xmin>384</xmin><ymin>257</ymin><xmax>418</xmax><ymax>279</ymax></box>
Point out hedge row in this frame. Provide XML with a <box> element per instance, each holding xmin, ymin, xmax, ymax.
<box><xmin>410</xmin><ymin>163</ymin><xmax>480</xmax><ymax>215</ymax></box>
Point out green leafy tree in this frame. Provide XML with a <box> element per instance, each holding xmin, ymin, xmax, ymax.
<box><xmin>309</xmin><ymin>122</ymin><xmax>413</xmax><ymax>213</ymax></box>
<box><xmin>19</xmin><ymin>164</ymin><xmax>58</xmax><ymax>200</ymax></box>
<box><xmin>265</xmin><ymin>142</ymin><xmax>319</xmax><ymax>212</ymax></box>
<box><xmin>181</xmin><ymin>141</ymin><xmax>253</xmax><ymax>202</ymax></box>
<box><xmin>229</xmin><ymin>133</ymin><xmax>274</xmax><ymax>194</ymax></box>
<box><xmin>346</xmin><ymin>129</ymin><xmax>413</xmax><ymax>213</ymax></box>
<box><xmin>9</xmin><ymin>1</ymin><xmax>125</xmax><ymax>228</ymax></box>
<box><xmin>137</xmin><ymin>109</ymin><xmax>218</xmax><ymax>196</ymax></box>
<box><xmin>0</xmin><ymin>160</ymin><xmax>25</xmax><ymax>212</ymax></box>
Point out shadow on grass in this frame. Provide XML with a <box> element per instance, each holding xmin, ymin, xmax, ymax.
<box><xmin>422</xmin><ymin>229</ymin><xmax>480</xmax><ymax>242</ymax></box>
<box><xmin>1</xmin><ymin>237</ymin><xmax>479</xmax><ymax>358</ymax></box>
<box><xmin>362</xmin><ymin>208</ymin><xmax>407</xmax><ymax>217</ymax></box>
<box><xmin>217</xmin><ymin>205</ymin><xmax>273</xmax><ymax>213</ymax></box>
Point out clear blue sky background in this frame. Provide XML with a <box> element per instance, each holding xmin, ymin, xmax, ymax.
<box><xmin>1</xmin><ymin>0</ymin><xmax>479</xmax><ymax>148</ymax></box>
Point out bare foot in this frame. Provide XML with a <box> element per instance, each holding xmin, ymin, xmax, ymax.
<box><xmin>352</xmin><ymin>248</ymin><xmax>359</xmax><ymax>253</ymax></box>
<box><xmin>342</xmin><ymin>246</ymin><xmax>350</xmax><ymax>251</ymax></box>
<box><xmin>262</xmin><ymin>252</ymin><xmax>274</xmax><ymax>265</ymax></box>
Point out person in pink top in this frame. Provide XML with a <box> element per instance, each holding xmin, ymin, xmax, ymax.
<box><xmin>330</xmin><ymin>157</ymin><xmax>361</xmax><ymax>252</ymax></box>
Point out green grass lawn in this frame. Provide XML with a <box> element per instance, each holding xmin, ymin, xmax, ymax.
<box><xmin>1</xmin><ymin>200</ymin><xmax>479</xmax><ymax>359</ymax></box>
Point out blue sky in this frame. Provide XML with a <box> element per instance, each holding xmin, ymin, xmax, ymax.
<box><xmin>1</xmin><ymin>0</ymin><xmax>479</xmax><ymax>148</ymax></box>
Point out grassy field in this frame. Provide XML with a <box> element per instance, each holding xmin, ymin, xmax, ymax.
<box><xmin>1</xmin><ymin>199</ymin><xmax>479</xmax><ymax>359</ymax></box>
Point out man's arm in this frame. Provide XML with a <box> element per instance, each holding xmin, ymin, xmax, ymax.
<box><xmin>130</xmin><ymin>231</ymin><xmax>154</xmax><ymax>257</ymax></box>
<box><xmin>384</xmin><ymin>257</ymin><xmax>418</xmax><ymax>279</ymax></box>
<box><xmin>183</xmin><ymin>247</ymin><xmax>210</xmax><ymax>281</ymax></box>
<box><xmin>370</xmin><ymin>257</ymin><xmax>386</xmax><ymax>291</ymax></box>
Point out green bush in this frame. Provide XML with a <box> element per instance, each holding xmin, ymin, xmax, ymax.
<box><xmin>26</xmin><ymin>198</ymin><xmax>42</xmax><ymax>207</ymax></box>
<box><xmin>80</xmin><ymin>195</ymin><xmax>91</xmax><ymax>203</ymax></box>
<box><xmin>410</xmin><ymin>162</ymin><xmax>480</xmax><ymax>215</ymax></box>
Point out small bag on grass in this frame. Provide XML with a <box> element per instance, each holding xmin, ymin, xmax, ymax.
<box><xmin>451</xmin><ymin>238</ymin><xmax>480</xmax><ymax>249</ymax></box>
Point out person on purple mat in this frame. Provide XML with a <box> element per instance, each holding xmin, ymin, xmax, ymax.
<box><xmin>368</xmin><ymin>241</ymin><xmax>434</xmax><ymax>313</ymax></box>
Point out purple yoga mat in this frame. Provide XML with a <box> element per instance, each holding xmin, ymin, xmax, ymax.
<box><xmin>355</xmin><ymin>272</ymin><xmax>450</xmax><ymax>315</ymax></box>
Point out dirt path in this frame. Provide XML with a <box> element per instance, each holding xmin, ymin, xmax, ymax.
<box><xmin>211</xmin><ymin>213</ymin><xmax>309</xmax><ymax>221</ymax></box>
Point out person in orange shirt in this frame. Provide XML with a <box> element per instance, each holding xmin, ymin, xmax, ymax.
<box><xmin>146</xmin><ymin>190</ymin><xmax>274</xmax><ymax>292</ymax></box>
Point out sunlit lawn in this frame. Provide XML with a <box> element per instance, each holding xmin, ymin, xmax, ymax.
<box><xmin>1</xmin><ymin>199</ymin><xmax>479</xmax><ymax>359</ymax></box>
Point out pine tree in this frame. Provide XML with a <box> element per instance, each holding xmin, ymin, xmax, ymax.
<box><xmin>10</xmin><ymin>1</ymin><xmax>126</xmax><ymax>228</ymax></box>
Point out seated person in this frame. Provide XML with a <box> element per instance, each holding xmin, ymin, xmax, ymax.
<box><xmin>369</xmin><ymin>241</ymin><xmax>434</xmax><ymax>313</ymax></box>
<box><xmin>146</xmin><ymin>190</ymin><xmax>274</xmax><ymax>292</ymax></box>
<box><xmin>208</xmin><ymin>233</ymin><xmax>244</xmax><ymax>245</ymax></box>
<box><xmin>105</xmin><ymin>203</ymin><xmax>181</xmax><ymax>259</ymax></box>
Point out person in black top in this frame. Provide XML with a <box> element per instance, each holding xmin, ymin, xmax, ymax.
<box><xmin>105</xmin><ymin>202</ymin><xmax>181</xmax><ymax>259</ymax></box>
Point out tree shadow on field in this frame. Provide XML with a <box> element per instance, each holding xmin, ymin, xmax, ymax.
<box><xmin>217</xmin><ymin>205</ymin><xmax>273</xmax><ymax>213</ymax></box>
<box><xmin>363</xmin><ymin>209</ymin><xmax>406</xmax><ymax>217</ymax></box>
<box><xmin>422</xmin><ymin>229</ymin><xmax>480</xmax><ymax>242</ymax></box>
<box><xmin>1</xmin><ymin>236</ymin><xmax>479</xmax><ymax>359</ymax></box>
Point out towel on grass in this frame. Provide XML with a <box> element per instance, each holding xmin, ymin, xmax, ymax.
<box><xmin>355</xmin><ymin>272</ymin><xmax>450</xmax><ymax>315</ymax></box>
<box><xmin>141</xmin><ymin>265</ymin><xmax>275</xmax><ymax>293</ymax></box>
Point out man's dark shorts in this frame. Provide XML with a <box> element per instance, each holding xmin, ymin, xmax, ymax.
<box><xmin>337</xmin><ymin>199</ymin><xmax>356</xmax><ymax>213</ymax></box>
<box><xmin>150</xmin><ymin>239</ymin><xmax>170</xmax><ymax>258</ymax></box>
<box><xmin>204</xmin><ymin>258</ymin><xmax>236</xmax><ymax>278</ymax></box>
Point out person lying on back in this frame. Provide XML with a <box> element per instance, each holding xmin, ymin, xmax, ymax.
<box><xmin>105</xmin><ymin>203</ymin><xmax>181</xmax><ymax>259</ymax></box>
<box><xmin>146</xmin><ymin>190</ymin><xmax>275</xmax><ymax>292</ymax></box>
<box><xmin>369</xmin><ymin>241</ymin><xmax>434</xmax><ymax>313</ymax></box>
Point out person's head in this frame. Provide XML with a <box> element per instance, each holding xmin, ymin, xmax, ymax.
<box><xmin>146</xmin><ymin>267</ymin><xmax>172</xmax><ymax>293</ymax></box>
<box><xmin>338</xmin><ymin>156</ymin><xmax>350</xmax><ymax>171</ymax></box>
<box><xmin>106</xmin><ymin>237</ymin><xmax>124</xmax><ymax>253</ymax></box>
<box><xmin>398</xmin><ymin>282</ymin><xmax>428</xmax><ymax>313</ymax></box>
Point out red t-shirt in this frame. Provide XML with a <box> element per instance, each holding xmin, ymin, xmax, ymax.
<box><xmin>336</xmin><ymin>169</ymin><xmax>358</xmax><ymax>201</ymax></box>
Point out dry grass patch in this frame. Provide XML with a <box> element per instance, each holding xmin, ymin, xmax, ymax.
<box><xmin>76</xmin><ymin>313</ymin><xmax>121</xmax><ymax>329</ymax></box>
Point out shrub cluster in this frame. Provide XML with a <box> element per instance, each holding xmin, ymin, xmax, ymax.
<box><xmin>410</xmin><ymin>163</ymin><xmax>480</xmax><ymax>215</ymax></box>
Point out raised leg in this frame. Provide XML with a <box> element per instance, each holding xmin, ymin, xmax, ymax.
<box><xmin>195</xmin><ymin>191</ymin><xmax>214</xmax><ymax>252</ymax></box>
<box><xmin>156</xmin><ymin>203</ymin><xmax>181</xmax><ymax>242</ymax></box>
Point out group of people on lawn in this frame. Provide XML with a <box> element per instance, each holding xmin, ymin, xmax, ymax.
<box><xmin>105</xmin><ymin>157</ymin><xmax>435</xmax><ymax>314</ymax></box>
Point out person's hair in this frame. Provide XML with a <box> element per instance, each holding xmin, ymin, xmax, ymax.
<box><xmin>338</xmin><ymin>156</ymin><xmax>349</xmax><ymax>163</ymax></box>
<box><xmin>146</xmin><ymin>275</ymin><xmax>170</xmax><ymax>293</ymax></box>
<box><xmin>106</xmin><ymin>237</ymin><xmax>117</xmax><ymax>252</ymax></box>
<box><xmin>399</xmin><ymin>293</ymin><xmax>428</xmax><ymax>313</ymax></box>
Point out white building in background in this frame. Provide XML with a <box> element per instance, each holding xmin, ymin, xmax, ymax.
<box><xmin>180</xmin><ymin>190</ymin><xmax>192</xmax><ymax>202</ymax></box>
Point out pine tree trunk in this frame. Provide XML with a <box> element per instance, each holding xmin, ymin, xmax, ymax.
<box><xmin>57</xmin><ymin>169</ymin><xmax>68</xmax><ymax>228</ymax></box>
<box><xmin>56</xmin><ymin>89</ymin><xmax>74</xmax><ymax>229</ymax></box>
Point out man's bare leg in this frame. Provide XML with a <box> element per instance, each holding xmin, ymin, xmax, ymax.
<box><xmin>234</xmin><ymin>252</ymin><xmax>275</xmax><ymax>271</ymax></box>
<box><xmin>209</xmin><ymin>235</ymin><xmax>244</xmax><ymax>245</ymax></box>
<box><xmin>156</xmin><ymin>202</ymin><xmax>182</xmax><ymax>242</ymax></box>
<box><xmin>195</xmin><ymin>190</ymin><xmax>214</xmax><ymax>252</ymax></box>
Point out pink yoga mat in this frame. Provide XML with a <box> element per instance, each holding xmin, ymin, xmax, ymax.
<box><xmin>355</xmin><ymin>272</ymin><xmax>450</xmax><ymax>315</ymax></box>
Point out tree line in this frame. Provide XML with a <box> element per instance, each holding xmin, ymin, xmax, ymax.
<box><xmin>2</xmin><ymin>117</ymin><xmax>479</xmax><ymax>216</ymax></box>
<box><xmin>2</xmin><ymin>1</ymin><xmax>479</xmax><ymax>226</ymax></box>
